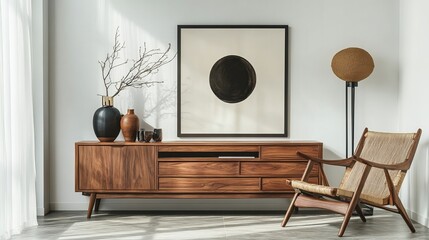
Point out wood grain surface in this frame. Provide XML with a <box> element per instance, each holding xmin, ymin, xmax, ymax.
<box><xmin>158</xmin><ymin>178</ymin><xmax>260</xmax><ymax>191</ymax></box>
<box><xmin>241</xmin><ymin>162</ymin><xmax>319</xmax><ymax>176</ymax></box>
<box><xmin>262</xmin><ymin>177</ymin><xmax>318</xmax><ymax>191</ymax></box>
<box><xmin>78</xmin><ymin>146</ymin><xmax>155</xmax><ymax>190</ymax></box>
<box><xmin>159</xmin><ymin>162</ymin><xmax>239</xmax><ymax>176</ymax></box>
<box><xmin>261</xmin><ymin>146</ymin><xmax>320</xmax><ymax>160</ymax></box>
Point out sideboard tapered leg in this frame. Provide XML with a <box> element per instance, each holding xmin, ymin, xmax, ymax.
<box><xmin>94</xmin><ymin>199</ymin><xmax>101</xmax><ymax>212</ymax></box>
<box><xmin>87</xmin><ymin>193</ymin><xmax>96</xmax><ymax>219</ymax></box>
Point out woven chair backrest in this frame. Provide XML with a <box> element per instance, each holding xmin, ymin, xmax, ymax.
<box><xmin>338</xmin><ymin>131</ymin><xmax>416</xmax><ymax>204</ymax></box>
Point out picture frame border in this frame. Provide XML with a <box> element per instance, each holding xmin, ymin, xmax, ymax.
<box><xmin>177</xmin><ymin>25</ymin><xmax>289</xmax><ymax>137</ymax></box>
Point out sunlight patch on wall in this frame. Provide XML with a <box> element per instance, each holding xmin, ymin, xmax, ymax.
<box><xmin>95</xmin><ymin>0</ymin><xmax>176</xmax><ymax>132</ymax></box>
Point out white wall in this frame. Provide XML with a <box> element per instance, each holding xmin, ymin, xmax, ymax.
<box><xmin>399</xmin><ymin>0</ymin><xmax>429</xmax><ymax>227</ymax></box>
<box><xmin>48</xmin><ymin>0</ymin><xmax>400</xmax><ymax>211</ymax></box>
<box><xmin>33</xmin><ymin>0</ymin><xmax>50</xmax><ymax>216</ymax></box>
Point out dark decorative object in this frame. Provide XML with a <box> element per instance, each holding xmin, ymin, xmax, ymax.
<box><xmin>209</xmin><ymin>55</ymin><xmax>256</xmax><ymax>103</ymax></box>
<box><xmin>120</xmin><ymin>109</ymin><xmax>140</xmax><ymax>142</ymax></box>
<box><xmin>153</xmin><ymin>128</ymin><xmax>163</xmax><ymax>142</ymax></box>
<box><xmin>177</xmin><ymin>25</ymin><xmax>288</xmax><ymax>137</ymax></box>
<box><xmin>144</xmin><ymin>130</ymin><xmax>153</xmax><ymax>143</ymax></box>
<box><xmin>137</xmin><ymin>128</ymin><xmax>145</xmax><ymax>142</ymax></box>
<box><xmin>93</xmin><ymin>96</ymin><xmax>121</xmax><ymax>142</ymax></box>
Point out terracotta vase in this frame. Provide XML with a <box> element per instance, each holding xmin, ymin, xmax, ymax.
<box><xmin>120</xmin><ymin>109</ymin><xmax>140</xmax><ymax>142</ymax></box>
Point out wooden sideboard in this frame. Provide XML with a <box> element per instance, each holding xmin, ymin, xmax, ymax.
<box><xmin>75</xmin><ymin>141</ymin><xmax>323</xmax><ymax>218</ymax></box>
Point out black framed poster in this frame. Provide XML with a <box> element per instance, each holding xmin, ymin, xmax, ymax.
<box><xmin>178</xmin><ymin>25</ymin><xmax>288</xmax><ymax>137</ymax></box>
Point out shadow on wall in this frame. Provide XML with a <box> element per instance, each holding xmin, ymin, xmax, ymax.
<box><xmin>92</xmin><ymin>1</ymin><xmax>178</xmax><ymax>131</ymax></box>
<box><xmin>116</xmin><ymin>82</ymin><xmax>177</xmax><ymax>130</ymax></box>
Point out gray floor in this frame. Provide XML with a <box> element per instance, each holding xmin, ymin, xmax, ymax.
<box><xmin>11</xmin><ymin>210</ymin><xmax>429</xmax><ymax>239</ymax></box>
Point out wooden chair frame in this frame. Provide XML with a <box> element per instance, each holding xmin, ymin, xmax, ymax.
<box><xmin>281</xmin><ymin>128</ymin><xmax>422</xmax><ymax>237</ymax></box>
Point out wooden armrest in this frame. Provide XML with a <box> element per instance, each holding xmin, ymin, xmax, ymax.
<box><xmin>297</xmin><ymin>152</ymin><xmax>353</xmax><ymax>167</ymax></box>
<box><xmin>353</xmin><ymin>156</ymin><xmax>409</xmax><ymax>171</ymax></box>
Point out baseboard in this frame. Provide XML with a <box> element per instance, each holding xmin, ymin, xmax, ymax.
<box><xmin>408</xmin><ymin>209</ymin><xmax>429</xmax><ymax>228</ymax></box>
<box><xmin>50</xmin><ymin>199</ymin><xmax>291</xmax><ymax>211</ymax></box>
<box><xmin>37</xmin><ymin>207</ymin><xmax>50</xmax><ymax>216</ymax></box>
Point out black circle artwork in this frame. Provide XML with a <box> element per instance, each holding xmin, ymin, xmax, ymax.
<box><xmin>209</xmin><ymin>55</ymin><xmax>256</xmax><ymax>103</ymax></box>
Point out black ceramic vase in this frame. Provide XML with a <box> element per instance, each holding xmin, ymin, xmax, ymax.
<box><xmin>93</xmin><ymin>96</ymin><xmax>121</xmax><ymax>142</ymax></box>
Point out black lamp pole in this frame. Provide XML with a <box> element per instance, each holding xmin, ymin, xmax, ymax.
<box><xmin>345</xmin><ymin>82</ymin><xmax>358</xmax><ymax>158</ymax></box>
<box><xmin>346</xmin><ymin>81</ymin><xmax>373</xmax><ymax>216</ymax></box>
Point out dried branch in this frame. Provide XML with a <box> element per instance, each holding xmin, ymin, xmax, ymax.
<box><xmin>99</xmin><ymin>27</ymin><xmax>175</xmax><ymax>97</ymax></box>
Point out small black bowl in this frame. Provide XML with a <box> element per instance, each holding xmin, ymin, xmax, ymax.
<box><xmin>153</xmin><ymin>128</ymin><xmax>162</xmax><ymax>142</ymax></box>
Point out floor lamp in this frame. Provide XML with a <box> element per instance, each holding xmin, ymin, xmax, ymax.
<box><xmin>331</xmin><ymin>47</ymin><xmax>375</xmax><ymax>215</ymax></box>
<box><xmin>331</xmin><ymin>47</ymin><xmax>374</xmax><ymax>157</ymax></box>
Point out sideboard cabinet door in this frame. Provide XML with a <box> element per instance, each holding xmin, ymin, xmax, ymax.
<box><xmin>112</xmin><ymin>146</ymin><xmax>156</xmax><ymax>190</ymax></box>
<box><xmin>78</xmin><ymin>146</ymin><xmax>155</xmax><ymax>191</ymax></box>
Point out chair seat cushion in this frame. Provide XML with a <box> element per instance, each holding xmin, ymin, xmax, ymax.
<box><xmin>290</xmin><ymin>180</ymin><xmax>387</xmax><ymax>205</ymax></box>
<box><xmin>290</xmin><ymin>180</ymin><xmax>337</xmax><ymax>197</ymax></box>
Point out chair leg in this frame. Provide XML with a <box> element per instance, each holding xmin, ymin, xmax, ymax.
<box><xmin>383</xmin><ymin>168</ymin><xmax>415</xmax><ymax>233</ymax></box>
<box><xmin>355</xmin><ymin>204</ymin><xmax>366</xmax><ymax>222</ymax></box>
<box><xmin>395</xmin><ymin>197</ymin><xmax>416</xmax><ymax>233</ymax></box>
<box><xmin>281</xmin><ymin>193</ymin><xmax>300</xmax><ymax>227</ymax></box>
<box><xmin>338</xmin><ymin>196</ymin><xmax>361</xmax><ymax>237</ymax></box>
<box><xmin>338</xmin><ymin>165</ymin><xmax>371</xmax><ymax>237</ymax></box>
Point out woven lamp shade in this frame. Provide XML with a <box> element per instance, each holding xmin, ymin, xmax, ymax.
<box><xmin>331</xmin><ymin>47</ymin><xmax>374</xmax><ymax>82</ymax></box>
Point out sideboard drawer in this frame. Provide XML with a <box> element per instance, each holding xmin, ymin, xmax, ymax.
<box><xmin>261</xmin><ymin>146</ymin><xmax>320</xmax><ymax>160</ymax></box>
<box><xmin>159</xmin><ymin>162</ymin><xmax>239</xmax><ymax>176</ymax></box>
<box><xmin>158</xmin><ymin>178</ymin><xmax>260</xmax><ymax>191</ymax></box>
<box><xmin>261</xmin><ymin>177</ymin><xmax>319</xmax><ymax>191</ymax></box>
<box><xmin>241</xmin><ymin>162</ymin><xmax>318</xmax><ymax>176</ymax></box>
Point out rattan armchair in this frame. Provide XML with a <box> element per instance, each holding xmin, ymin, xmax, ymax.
<box><xmin>281</xmin><ymin>128</ymin><xmax>422</xmax><ymax>237</ymax></box>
